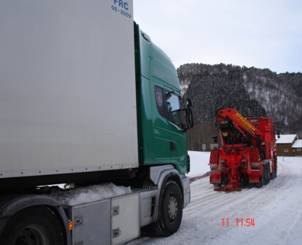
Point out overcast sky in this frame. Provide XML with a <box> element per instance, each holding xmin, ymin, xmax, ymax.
<box><xmin>133</xmin><ymin>0</ymin><xmax>302</xmax><ymax>73</ymax></box>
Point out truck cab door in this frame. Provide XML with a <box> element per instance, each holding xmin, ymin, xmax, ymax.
<box><xmin>151</xmin><ymin>85</ymin><xmax>187</xmax><ymax>173</ymax></box>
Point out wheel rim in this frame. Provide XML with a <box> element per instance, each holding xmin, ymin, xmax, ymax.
<box><xmin>167</xmin><ymin>195</ymin><xmax>178</xmax><ymax>221</ymax></box>
<box><xmin>14</xmin><ymin>224</ymin><xmax>49</xmax><ymax>245</ymax></box>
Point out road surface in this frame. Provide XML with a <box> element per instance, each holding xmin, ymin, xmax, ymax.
<box><xmin>130</xmin><ymin>157</ymin><xmax>302</xmax><ymax>245</ymax></box>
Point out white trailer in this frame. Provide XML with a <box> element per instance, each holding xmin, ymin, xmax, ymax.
<box><xmin>0</xmin><ymin>0</ymin><xmax>138</xmax><ymax>178</ymax></box>
<box><xmin>0</xmin><ymin>1</ymin><xmax>192</xmax><ymax>244</ymax></box>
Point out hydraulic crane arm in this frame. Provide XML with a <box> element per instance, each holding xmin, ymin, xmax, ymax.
<box><xmin>216</xmin><ymin>108</ymin><xmax>264</xmax><ymax>140</ymax></box>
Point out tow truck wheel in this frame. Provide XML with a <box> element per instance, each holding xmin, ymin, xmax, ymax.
<box><xmin>263</xmin><ymin>164</ymin><xmax>268</xmax><ymax>185</ymax></box>
<box><xmin>151</xmin><ymin>180</ymin><xmax>183</xmax><ymax>237</ymax></box>
<box><xmin>266</xmin><ymin>164</ymin><xmax>271</xmax><ymax>184</ymax></box>
<box><xmin>214</xmin><ymin>184</ymin><xmax>221</xmax><ymax>191</ymax></box>
<box><xmin>264</xmin><ymin>163</ymin><xmax>270</xmax><ymax>184</ymax></box>
<box><xmin>256</xmin><ymin>166</ymin><xmax>265</xmax><ymax>188</ymax></box>
<box><xmin>272</xmin><ymin>162</ymin><xmax>277</xmax><ymax>179</ymax></box>
<box><xmin>0</xmin><ymin>207</ymin><xmax>65</xmax><ymax>245</ymax></box>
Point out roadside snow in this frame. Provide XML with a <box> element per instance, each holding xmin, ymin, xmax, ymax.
<box><xmin>130</xmin><ymin>156</ymin><xmax>302</xmax><ymax>245</ymax></box>
<box><xmin>187</xmin><ymin>151</ymin><xmax>210</xmax><ymax>178</ymax></box>
<box><xmin>52</xmin><ymin>183</ymin><xmax>131</xmax><ymax>206</ymax></box>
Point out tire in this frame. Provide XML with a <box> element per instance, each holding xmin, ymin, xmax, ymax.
<box><xmin>256</xmin><ymin>165</ymin><xmax>265</xmax><ymax>188</ymax></box>
<box><xmin>264</xmin><ymin>164</ymin><xmax>268</xmax><ymax>185</ymax></box>
<box><xmin>151</xmin><ymin>180</ymin><xmax>183</xmax><ymax>237</ymax></box>
<box><xmin>266</xmin><ymin>164</ymin><xmax>271</xmax><ymax>184</ymax></box>
<box><xmin>214</xmin><ymin>184</ymin><xmax>221</xmax><ymax>190</ymax></box>
<box><xmin>240</xmin><ymin>175</ymin><xmax>249</xmax><ymax>187</ymax></box>
<box><xmin>256</xmin><ymin>177</ymin><xmax>263</xmax><ymax>188</ymax></box>
<box><xmin>275</xmin><ymin>164</ymin><xmax>278</xmax><ymax>178</ymax></box>
<box><xmin>0</xmin><ymin>206</ymin><xmax>65</xmax><ymax>245</ymax></box>
<box><xmin>272</xmin><ymin>162</ymin><xmax>277</xmax><ymax>179</ymax></box>
<box><xmin>275</xmin><ymin>162</ymin><xmax>278</xmax><ymax>178</ymax></box>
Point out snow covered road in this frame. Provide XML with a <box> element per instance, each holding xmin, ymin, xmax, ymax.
<box><xmin>130</xmin><ymin>157</ymin><xmax>302</xmax><ymax>245</ymax></box>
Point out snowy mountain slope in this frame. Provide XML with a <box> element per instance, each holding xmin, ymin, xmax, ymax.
<box><xmin>242</xmin><ymin>69</ymin><xmax>302</xmax><ymax>129</ymax></box>
<box><xmin>178</xmin><ymin>63</ymin><xmax>302</xmax><ymax>134</ymax></box>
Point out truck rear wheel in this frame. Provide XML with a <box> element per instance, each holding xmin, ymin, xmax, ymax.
<box><xmin>151</xmin><ymin>180</ymin><xmax>183</xmax><ymax>236</ymax></box>
<box><xmin>266</xmin><ymin>164</ymin><xmax>271</xmax><ymax>184</ymax></box>
<box><xmin>0</xmin><ymin>207</ymin><xmax>65</xmax><ymax>245</ymax></box>
<box><xmin>256</xmin><ymin>166</ymin><xmax>265</xmax><ymax>188</ymax></box>
<box><xmin>272</xmin><ymin>162</ymin><xmax>277</xmax><ymax>179</ymax></box>
<box><xmin>263</xmin><ymin>164</ymin><xmax>268</xmax><ymax>185</ymax></box>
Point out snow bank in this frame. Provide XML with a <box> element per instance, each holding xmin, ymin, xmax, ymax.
<box><xmin>187</xmin><ymin>151</ymin><xmax>210</xmax><ymax>178</ymax></box>
<box><xmin>52</xmin><ymin>183</ymin><xmax>131</xmax><ymax>206</ymax></box>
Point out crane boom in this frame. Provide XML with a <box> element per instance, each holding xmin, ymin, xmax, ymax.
<box><xmin>216</xmin><ymin>108</ymin><xmax>263</xmax><ymax>140</ymax></box>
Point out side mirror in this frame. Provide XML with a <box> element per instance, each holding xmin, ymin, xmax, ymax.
<box><xmin>186</xmin><ymin>99</ymin><xmax>193</xmax><ymax>130</ymax></box>
<box><xmin>175</xmin><ymin>107</ymin><xmax>193</xmax><ymax>131</ymax></box>
<box><xmin>185</xmin><ymin>107</ymin><xmax>194</xmax><ymax>129</ymax></box>
<box><xmin>186</xmin><ymin>98</ymin><xmax>192</xmax><ymax>108</ymax></box>
<box><xmin>174</xmin><ymin>109</ymin><xmax>187</xmax><ymax>130</ymax></box>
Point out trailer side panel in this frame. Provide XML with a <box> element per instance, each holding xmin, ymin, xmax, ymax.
<box><xmin>0</xmin><ymin>0</ymin><xmax>138</xmax><ymax>178</ymax></box>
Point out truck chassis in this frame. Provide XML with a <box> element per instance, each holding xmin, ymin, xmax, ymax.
<box><xmin>0</xmin><ymin>165</ymin><xmax>190</xmax><ymax>245</ymax></box>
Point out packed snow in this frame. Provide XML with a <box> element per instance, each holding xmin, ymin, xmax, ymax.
<box><xmin>52</xmin><ymin>183</ymin><xmax>131</xmax><ymax>206</ymax></box>
<box><xmin>129</xmin><ymin>156</ymin><xmax>302</xmax><ymax>245</ymax></box>
<box><xmin>187</xmin><ymin>151</ymin><xmax>210</xmax><ymax>178</ymax></box>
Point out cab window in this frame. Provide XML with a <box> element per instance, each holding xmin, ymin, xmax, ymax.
<box><xmin>155</xmin><ymin>86</ymin><xmax>181</xmax><ymax>125</ymax></box>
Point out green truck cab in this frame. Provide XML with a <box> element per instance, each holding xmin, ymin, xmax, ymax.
<box><xmin>135</xmin><ymin>24</ymin><xmax>192</xmax><ymax>175</ymax></box>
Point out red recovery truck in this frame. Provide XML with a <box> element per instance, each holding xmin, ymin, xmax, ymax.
<box><xmin>209</xmin><ymin>108</ymin><xmax>277</xmax><ymax>191</ymax></box>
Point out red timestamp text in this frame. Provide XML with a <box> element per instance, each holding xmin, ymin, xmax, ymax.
<box><xmin>221</xmin><ymin>217</ymin><xmax>256</xmax><ymax>227</ymax></box>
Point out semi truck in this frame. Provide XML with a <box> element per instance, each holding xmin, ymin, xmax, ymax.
<box><xmin>0</xmin><ymin>1</ymin><xmax>193</xmax><ymax>244</ymax></box>
<box><xmin>209</xmin><ymin>108</ymin><xmax>277</xmax><ymax>191</ymax></box>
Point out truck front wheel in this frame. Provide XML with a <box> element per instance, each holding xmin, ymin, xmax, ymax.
<box><xmin>0</xmin><ymin>206</ymin><xmax>65</xmax><ymax>245</ymax></box>
<box><xmin>153</xmin><ymin>180</ymin><xmax>183</xmax><ymax>236</ymax></box>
